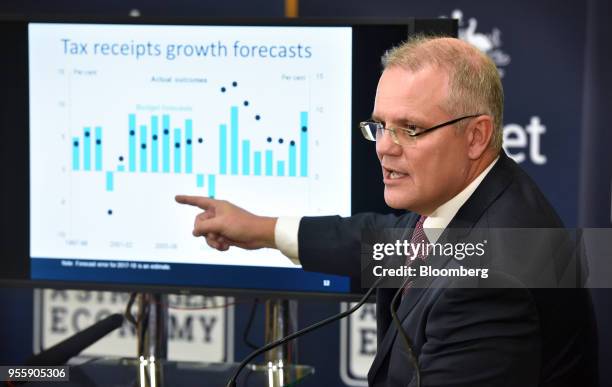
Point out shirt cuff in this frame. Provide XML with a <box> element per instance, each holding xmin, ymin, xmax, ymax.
<box><xmin>274</xmin><ymin>216</ymin><xmax>302</xmax><ymax>265</ymax></box>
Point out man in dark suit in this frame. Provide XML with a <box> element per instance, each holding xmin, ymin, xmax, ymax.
<box><xmin>176</xmin><ymin>36</ymin><xmax>596</xmax><ymax>386</ymax></box>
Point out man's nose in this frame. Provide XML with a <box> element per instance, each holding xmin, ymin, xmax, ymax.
<box><xmin>376</xmin><ymin>129</ymin><xmax>402</xmax><ymax>156</ymax></box>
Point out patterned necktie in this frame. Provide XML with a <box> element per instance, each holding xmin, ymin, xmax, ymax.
<box><xmin>402</xmin><ymin>215</ymin><xmax>429</xmax><ymax>295</ymax></box>
<box><xmin>409</xmin><ymin>215</ymin><xmax>429</xmax><ymax>261</ymax></box>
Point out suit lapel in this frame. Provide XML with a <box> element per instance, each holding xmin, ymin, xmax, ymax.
<box><xmin>369</xmin><ymin>246</ymin><xmax>454</xmax><ymax>381</ymax></box>
<box><xmin>368</xmin><ymin>285</ymin><xmax>427</xmax><ymax>383</ymax></box>
<box><xmin>368</xmin><ymin>152</ymin><xmax>517</xmax><ymax>385</ymax></box>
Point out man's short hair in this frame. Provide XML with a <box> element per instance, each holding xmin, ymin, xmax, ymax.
<box><xmin>382</xmin><ymin>35</ymin><xmax>504</xmax><ymax>151</ymax></box>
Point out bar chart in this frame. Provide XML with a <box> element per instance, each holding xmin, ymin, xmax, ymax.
<box><xmin>29</xmin><ymin>22</ymin><xmax>352</xmax><ymax>268</ymax></box>
<box><xmin>69</xmin><ymin>105</ymin><xmax>310</xmax><ymax>200</ymax></box>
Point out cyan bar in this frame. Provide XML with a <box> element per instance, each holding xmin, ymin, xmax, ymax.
<box><xmin>265</xmin><ymin>150</ymin><xmax>273</xmax><ymax>176</ymax></box>
<box><xmin>254</xmin><ymin>151</ymin><xmax>262</xmax><ymax>176</ymax></box>
<box><xmin>208</xmin><ymin>174</ymin><xmax>216</xmax><ymax>198</ymax></box>
<box><xmin>174</xmin><ymin>128</ymin><xmax>181</xmax><ymax>173</ymax></box>
<box><xmin>185</xmin><ymin>119</ymin><xmax>193</xmax><ymax>174</ymax></box>
<box><xmin>129</xmin><ymin>114</ymin><xmax>136</xmax><ymax>172</ymax></box>
<box><xmin>242</xmin><ymin>140</ymin><xmax>250</xmax><ymax>175</ymax></box>
<box><xmin>231</xmin><ymin>106</ymin><xmax>239</xmax><ymax>175</ymax></box>
<box><xmin>72</xmin><ymin>138</ymin><xmax>80</xmax><ymax>171</ymax></box>
<box><xmin>300</xmin><ymin>112</ymin><xmax>308</xmax><ymax>176</ymax></box>
<box><xmin>277</xmin><ymin>160</ymin><xmax>285</xmax><ymax>177</ymax></box>
<box><xmin>219</xmin><ymin>124</ymin><xmax>228</xmax><ymax>175</ymax></box>
<box><xmin>162</xmin><ymin>114</ymin><xmax>170</xmax><ymax>173</ymax></box>
<box><xmin>106</xmin><ymin>171</ymin><xmax>114</xmax><ymax>192</ymax></box>
<box><xmin>151</xmin><ymin>115</ymin><xmax>159</xmax><ymax>173</ymax></box>
<box><xmin>140</xmin><ymin>125</ymin><xmax>148</xmax><ymax>172</ymax></box>
<box><xmin>289</xmin><ymin>142</ymin><xmax>296</xmax><ymax>176</ymax></box>
<box><xmin>83</xmin><ymin>127</ymin><xmax>91</xmax><ymax>171</ymax></box>
<box><xmin>196</xmin><ymin>173</ymin><xmax>204</xmax><ymax>188</ymax></box>
<box><xmin>117</xmin><ymin>165</ymin><xmax>125</xmax><ymax>172</ymax></box>
<box><xmin>95</xmin><ymin>126</ymin><xmax>102</xmax><ymax>171</ymax></box>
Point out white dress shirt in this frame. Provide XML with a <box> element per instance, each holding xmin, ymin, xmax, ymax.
<box><xmin>275</xmin><ymin>157</ymin><xmax>499</xmax><ymax>265</ymax></box>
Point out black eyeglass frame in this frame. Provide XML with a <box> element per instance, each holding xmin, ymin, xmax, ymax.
<box><xmin>359</xmin><ymin>113</ymin><xmax>484</xmax><ymax>142</ymax></box>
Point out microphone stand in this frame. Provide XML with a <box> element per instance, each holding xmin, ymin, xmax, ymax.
<box><xmin>247</xmin><ymin>299</ymin><xmax>311</xmax><ymax>386</ymax></box>
<box><xmin>226</xmin><ymin>277</ymin><xmax>384</xmax><ymax>387</ymax></box>
<box><xmin>124</xmin><ymin>292</ymin><xmax>169</xmax><ymax>387</ymax></box>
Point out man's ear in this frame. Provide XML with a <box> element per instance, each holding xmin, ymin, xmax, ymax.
<box><xmin>466</xmin><ymin>116</ymin><xmax>494</xmax><ymax>160</ymax></box>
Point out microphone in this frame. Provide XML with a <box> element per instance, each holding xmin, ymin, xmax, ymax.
<box><xmin>226</xmin><ymin>276</ymin><xmax>415</xmax><ymax>387</ymax></box>
<box><xmin>391</xmin><ymin>277</ymin><xmax>421</xmax><ymax>387</ymax></box>
<box><xmin>26</xmin><ymin>313</ymin><xmax>124</xmax><ymax>366</ymax></box>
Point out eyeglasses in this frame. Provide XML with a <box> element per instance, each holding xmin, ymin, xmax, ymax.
<box><xmin>359</xmin><ymin>114</ymin><xmax>483</xmax><ymax>146</ymax></box>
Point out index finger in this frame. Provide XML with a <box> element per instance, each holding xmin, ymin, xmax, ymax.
<box><xmin>175</xmin><ymin>195</ymin><xmax>216</xmax><ymax>210</ymax></box>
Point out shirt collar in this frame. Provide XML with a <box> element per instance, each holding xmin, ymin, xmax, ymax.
<box><xmin>423</xmin><ymin>156</ymin><xmax>499</xmax><ymax>242</ymax></box>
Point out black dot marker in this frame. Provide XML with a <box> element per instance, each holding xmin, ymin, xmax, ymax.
<box><xmin>267</xmin><ymin>137</ymin><xmax>272</xmax><ymax>143</ymax></box>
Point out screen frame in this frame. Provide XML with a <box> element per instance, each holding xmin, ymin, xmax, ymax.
<box><xmin>0</xmin><ymin>15</ymin><xmax>456</xmax><ymax>300</ymax></box>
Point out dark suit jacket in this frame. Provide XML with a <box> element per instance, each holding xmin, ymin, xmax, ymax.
<box><xmin>298</xmin><ymin>152</ymin><xmax>597</xmax><ymax>387</ymax></box>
